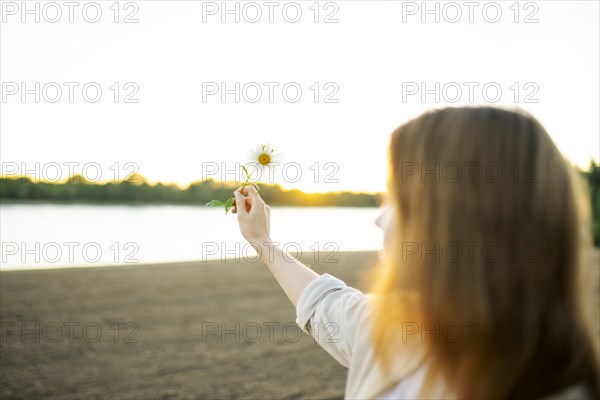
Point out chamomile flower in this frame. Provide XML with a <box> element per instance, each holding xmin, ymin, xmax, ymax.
<box><xmin>206</xmin><ymin>143</ymin><xmax>282</xmax><ymax>214</ymax></box>
<box><xmin>248</xmin><ymin>144</ymin><xmax>282</xmax><ymax>171</ymax></box>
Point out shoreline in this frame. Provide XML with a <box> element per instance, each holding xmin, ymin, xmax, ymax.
<box><xmin>0</xmin><ymin>250</ymin><xmax>379</xmax><ymax>273</ymax></box>
<box><xmin>3</xmin><ymin>247</ymin><xmax>598</xmax><ymax>274</ymax></box>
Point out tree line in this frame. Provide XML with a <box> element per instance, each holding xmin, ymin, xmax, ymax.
<box><xmin>0</xmin><ymin>174</ymin><xmax>381</xmax><ymax>207</ymax></box>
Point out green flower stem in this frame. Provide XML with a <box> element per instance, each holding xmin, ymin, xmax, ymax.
<box><xmin>206</xmin><ymin>163</ymin><xmax>259</xmax><ymax>214</ymax></box>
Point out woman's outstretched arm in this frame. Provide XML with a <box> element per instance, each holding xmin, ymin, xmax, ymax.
<box><xmin>233</xmin><ymin>186</ymin><xmax>373</xmax><ymax>371</ymax></box>
<box><xmin>232</xmin><ymin>186</ymin><xmax>319</xmax><ymax>307</ymax></box>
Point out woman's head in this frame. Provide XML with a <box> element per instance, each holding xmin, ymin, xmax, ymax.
<box><xmin>370</xmin><ymin>106</ymin><xmax>599</xmax><ymax>398</ymax></box>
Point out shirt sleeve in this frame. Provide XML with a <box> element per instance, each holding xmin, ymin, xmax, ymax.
<box><xmin>295</xmin><ymin>273</ymin><xmax>371</xmax><ymax>368</ymax></box>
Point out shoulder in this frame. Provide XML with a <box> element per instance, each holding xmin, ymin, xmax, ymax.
<box><xmin>295</xmin><ymin>273</ymin><xmax>433</xmax><ymax>398</ymax></box>
<box><xmin>295</xmin><ymin>273</ymin><xmax>372</xmax><ymax>367</ymax></box>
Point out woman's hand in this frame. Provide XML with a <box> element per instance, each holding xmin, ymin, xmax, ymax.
<box><xmin>232</xmin><ymin>186</ymin><xmax>271</xmax><ymax>243</ymax></box>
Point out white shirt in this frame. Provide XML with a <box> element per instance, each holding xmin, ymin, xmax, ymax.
<box><xmin>295</xmin><ymin>273</ymin><xmax>592</xmax><ymax>399</ymax></box>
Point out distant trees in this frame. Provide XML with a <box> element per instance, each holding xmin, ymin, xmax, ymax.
<box><xmin>0</xmin><ymin>176</ymin><xmax>382</xmax><ymax>208</ymax></box>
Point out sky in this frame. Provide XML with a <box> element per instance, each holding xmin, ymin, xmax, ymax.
<box><xmin>1</xmin><ymin>0</ymin><xmax>599</xmax><ymax>193</ymax></box>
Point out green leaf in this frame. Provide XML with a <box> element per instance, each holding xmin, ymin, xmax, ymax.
<box><xmin>224</xmin><ymin>197</ymin><xmax>235</xmax><ymax>214</ymax></box>
<box><xmin>206</xmin><ymin>199</ymin><xmax>224</xmax><ymax>207</ymax></box>
<box><xmin>242</xmin><ymin>165</ymin><xmax>249</xmax><ymax>178</ymax></box>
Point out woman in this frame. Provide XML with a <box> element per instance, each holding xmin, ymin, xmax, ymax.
<box><xmin>231</xmin><ymin>107</ymin><xmax>599</xmax><ymax>399</ymax></box>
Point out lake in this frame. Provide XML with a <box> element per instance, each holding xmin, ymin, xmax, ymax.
<box><xmin>0</xmin><ymin>204</ymin><xmax>383</xmax><ymax>270</ymax></box>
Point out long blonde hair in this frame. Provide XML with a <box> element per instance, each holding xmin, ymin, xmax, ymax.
<box><xmin>369</xmin><ymin>107</ymin><xmax>599</xmax><ymax>398</ymax></box>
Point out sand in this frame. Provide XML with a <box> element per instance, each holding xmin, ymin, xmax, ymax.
<box><xmin>0</xmin><ymin>251</ymin><xmax>378</xmax><ymax>400</ymax></box>
<box><xmin>1</xmin><ymin>250</ymin><xmax>598</xmax><ymax>400</ymax></box>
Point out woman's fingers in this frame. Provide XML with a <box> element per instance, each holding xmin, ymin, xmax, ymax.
<box><xmin>243</xmin><ymin>196</ymin><xmax>252</xmax><ymax>212</ymax></box>
<box><xmin>233</xmin><ymin>191</ymin><xmax>246</xmax><ymax>215</ymax></box>
<box><xmin>233</xmin><ymin>190</ymin><xmax>254</xmax><ymax>214</ymax></box>
<box><xmin>241</xmin><ymin>186</ymin><xmax>262</xmax><ymax>201</ymax></box>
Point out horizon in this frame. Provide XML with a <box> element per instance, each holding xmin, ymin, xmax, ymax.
<box><xmin>1</xmin><ymin>157</ymin><xmax>599</xmax><ymax>195</ymax></box>
<box><xmin>0</xmin><ymin>173</ymin><xmax>386</xmax><ymax>195</ymax></box>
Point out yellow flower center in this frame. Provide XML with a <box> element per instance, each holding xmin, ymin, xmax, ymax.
<box><xmin>258</xmin><ymin>154</ymin><xmax>271</xmax><ymax>165</ymax></box>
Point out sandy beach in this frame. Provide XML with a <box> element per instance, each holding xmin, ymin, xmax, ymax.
<box><xmin>1</xmin><ymin>250</ymin><xmax>598</xmax><ymax>400</ymax></box>
<box><xmin>0</xmin><ymin>251</ymin><xmax>378</xmax><ymax>399</ymax></box>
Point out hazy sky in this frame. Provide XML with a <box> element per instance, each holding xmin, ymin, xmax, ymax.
<box><xmin>1</xmin><ymin>0</ymin><xmax>599</xmax><ymax>193</ymax></box>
